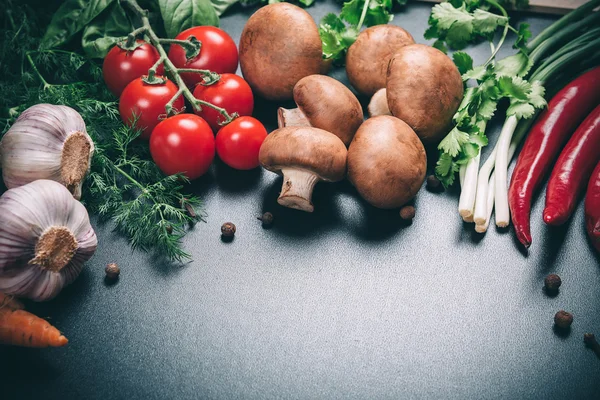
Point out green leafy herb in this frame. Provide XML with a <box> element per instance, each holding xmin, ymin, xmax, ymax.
<box><xmin>210</xmin><ymin>0</ymin><xmax>242</xmax><ymax>16</ymax></box>
<box><xmin>426</xmin><ymin>1</ymin><xmax>509</xmax><ymax>51</ymax></box>
<box><xmin>82</xmin><ymin>1</ymin><xmax>133</xmax><ymax>59</ymax></box>
<box><xmin>41</xmin><ymin>0</ymin><xmax>116</xmax><ymax>50</ymax></box>
<box><xmin>158</xmin><ymin>0</ymin><xmax>219</xmax><ymax>38</ymax></box>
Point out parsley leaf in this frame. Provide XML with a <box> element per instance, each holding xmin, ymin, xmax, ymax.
<box><xmin>439</xmin><ymin>126</ymin><xmax>471</xmax><ymax>157</ymax></box>
<box><xmin>453</xmin><ymin>51</ymin><xmax>474</xmax><ymax>75</ymax></box>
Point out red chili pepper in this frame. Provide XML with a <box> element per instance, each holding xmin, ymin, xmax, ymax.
<box><xmin>508</xmin><ymin>66</ymin><xmax>600</xmax><ymax>248</ymax></box>
<box><xmin>585</xmin><ymin>161</ymin><xmax>600</xmax><ymax>254</ymax></box>
<box><xmin>543</xmin><ymin>104</ymin><xmax>600</xmax><ymax>226</ymax></box>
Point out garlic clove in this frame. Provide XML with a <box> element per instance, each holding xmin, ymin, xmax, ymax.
<box><xmin>0</xmin><ymin>179</ymin><xmax>97</xmax><ymax>301</ymax></box>
<box><xmin>0</xmin><ymin>104</ymin><xmax>94</xmax><ymax>200</ymax></box>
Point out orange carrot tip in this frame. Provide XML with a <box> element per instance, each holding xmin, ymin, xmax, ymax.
<box><xmin>0</xmin><ymin>309</ymin><xmax>68</xmax><ymax>348</ymax></box>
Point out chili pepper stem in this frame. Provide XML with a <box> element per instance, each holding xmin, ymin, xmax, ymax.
<box><xmin>121</xmin><ymin>0</ymin><xmax>236</xmax><ymax>124</ymax></box>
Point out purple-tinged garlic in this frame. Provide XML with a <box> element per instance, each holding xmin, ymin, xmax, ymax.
<box><xmin>0</xmin><ymin>104</ymin><xmax>94</xmax><ymax>199</ymax></box>
<box><xmin>0</xmin><ymin>180</ymin><xmax>97</xmax><ymax>301</ymax></box>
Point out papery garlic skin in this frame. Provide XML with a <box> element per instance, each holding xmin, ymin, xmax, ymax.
<box><xmin>0</xmin><ymin>104</ymin><xmax>94</xmax><ymax>199</ymax></box>
<box><xmin>0</xmin><ymin>180</ymin><xmax>97</xmax><ymax>301</ymax></box>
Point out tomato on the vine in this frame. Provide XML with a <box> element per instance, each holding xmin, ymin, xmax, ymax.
<box><xmin>193</xmin><ymin>73</ymin><xmax>254</xmax><ymax>132</ymax></box>
<box><xmin>103</xmin><ymin>40</ymin><xmax>164</xmax><ymax>97</ymax></box>
<box><xmin>119</xmin><ymin>77</ymin><xmax>184</xmax><ymax>139</ymax></box>
<box><xmin>216</xmin><ymin>117</ymin><xmax>267</xmax><ymax>170</ymax></box>
<box><xmin>150</xmin><ymin>114</ymin><xmax>215</xmax><ymax>179</ymax></box>
<box><xmin>168</xmin><ymin>26</ymin><xmax>238</xmax><ymax>88</ymax></box>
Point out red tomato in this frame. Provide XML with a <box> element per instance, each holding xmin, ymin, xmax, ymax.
<box><xmin>103</xmin><ymin>40</ymin><xmax>164</xmax><ymax>97</ymax></box>
<box><xmin>119</xmin><ymin>77</ymin><xmax>184</xmax><ymax>139</ymax></box>
<box><xmin>167</xmin><ymin>26</ymin><xmax>238</xmax><ymax>88</ymax></box>
<box><xmin>216</xmin><ymin>117</ymin><xmax>267</xmax><ymax>170</ymax></box>
<box><xmin>150</xmin><ymin>114</ymin><xmax>215</xmax><ymax>179</ymax></box>
<box><xmin>193</xmin><ymin>74</ymin><xmax>254</xmax><ymax>132</ymax></box>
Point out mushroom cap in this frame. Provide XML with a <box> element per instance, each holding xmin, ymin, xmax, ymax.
<box><xmin>239</xmin><ymin>3</ymin><xmax>323</xmax><ymax>101</ymax></box>
<box><xmin>346</xmin><ymin>25</ymin><xmax>415</xmax><ymax>97</ymax></box>
<box><xmin>347</xmin><ymin>116</ymin><xmax>426</xmax><ymax>209</ymax></box>
<box><xmin>386</xmin><ymin>44</ymin><xmax>464</xmax><ymax>144</ymax></box>
<box><xmin>259</xmin><ymin>127</ymin><xmax>347</xmax><ymax>182</ymax></box>
<box><xmin>292</xmin><ymin>75</ymin><xmax>363</xmax><ymax>146</ymax></box>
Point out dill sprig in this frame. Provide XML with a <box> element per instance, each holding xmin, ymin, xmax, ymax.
<box><xmin>1</xmin><ymin>2</ymin><xmax>204</xmax><ymax>262</ymax></box>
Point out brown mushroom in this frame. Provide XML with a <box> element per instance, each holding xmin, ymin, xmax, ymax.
<box><xmin>239</xmin><ymin>3</ymin><xmax>323</xmax><ymax>101</ymax></box>
<box><xmin>386</xmin><ymin>44</ymin><xmax>464</xmax><ymax>144</ymax></box>
<box><xmin>278</xmin><ymin>75</ymin><xmax>364</xmax><ymax>146</ymax></box>
<box><xmin>347</xmin><ymin>116</ymin><xmax>426</xmax><ymax>209</ymax></box>
<box><xmin>346</xmin><ymin>25</ymin><xmax>415</xmax><ymax>97</ymax></box>
<box><xmin>259</xmin><ymin>127</ymin><xmax>347</xmax><ymax>212</ymax></box>
<box><xmin>367</xmin><ymin>88</ymin><xmax>391</xmax><ymax>118</ymax></box>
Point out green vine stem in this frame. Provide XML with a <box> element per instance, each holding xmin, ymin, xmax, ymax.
<box><xmin>121</xmin><ymin>0</ymin><xmax>237</xmax><ymax>124</ymax></box>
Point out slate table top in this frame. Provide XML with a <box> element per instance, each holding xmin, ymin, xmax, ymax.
<box><xmin>1</xmin><ymin>1</ymin><xmax>599</xmax><ymax>399</ymax></box>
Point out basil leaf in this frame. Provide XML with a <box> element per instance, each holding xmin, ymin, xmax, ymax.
<box><xmin>159</xmin><ymin>0</ymin><xmax>219</xmax><ymax>38</ymax></box>
<box><xmin>82</xmin><ymin>2</ymin><xmax>133</xmax><ymax>59</ymax></box>
<box><xmin>210</xmin><ymin>0</ymin><xmax>240</xmax><ymax>16</ymax></box>
<box><xmin>41</xmin><ymin>0</ymin><xmax>115</xmax><ymax>49</ymax></box>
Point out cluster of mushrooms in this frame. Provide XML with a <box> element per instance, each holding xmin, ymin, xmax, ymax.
<box><xmin>239</xmin><ymin>3</ymin><xmax>463</xmax><ymax>213</ymax></box>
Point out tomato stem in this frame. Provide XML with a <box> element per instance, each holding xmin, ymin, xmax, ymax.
<box><xmin>125</xmin><ymin>27</ymin><xmax>148</xmax><ymax>48</ymax></box>
<box><xmin>158</xmin><ymin>38</ymin><xmax>202</xmax><ymax>59</ymax></box>
<box><xmin>121</xmin><ymin>0</ymin><xmax>237</xmax><ymax>125</ymax></box>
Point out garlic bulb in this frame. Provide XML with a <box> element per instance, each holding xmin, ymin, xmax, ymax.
<box><xmin>0</xmin><ymin>104</ymin><xmax>94</xmax><ymax>199</ymax></box>
<box><xmin>0</xmin><ymin>180</ymin><xmax>98</xmax><ymax>301</ymax></box>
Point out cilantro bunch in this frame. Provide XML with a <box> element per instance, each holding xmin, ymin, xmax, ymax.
<box><xmin>319</xmin><ymin>0</ymin><xmax>407</xmax><ymax>64</ymax></box>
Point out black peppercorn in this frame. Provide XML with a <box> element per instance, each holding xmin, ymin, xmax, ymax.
<box><xmin>105</xmin><ymin>263</ymin><xmax>120</xmax><ymax>280</ymax></box>
<box><xmin>426</xmin><ymin>175</ymin><xmax>443</xmax><ymax>192</ymax></box>
<box><xmin>258</xmin><ymin>212</ymin><xmax>274</xmax><ymax>228</ymax></box>
<box><xmin>584</xmin><ymin>333</ymin><xmax>600</xmax><ymax>358</ymax></box>
<box><xmin>399</xmin><ymin>205</ymin><xmax>416</xmax><ymax>221</ymax></box>
<box><xmin>544</xmin><ymin>274</ymin><xmax>562</xmax><ymax>292</ymax></box>
<box><xmin>554</xmin><ymin>310</ymin><xmax>573</xmax><ymax>329</ymax></box>
<box><xmin>221</xmin><ymin>222</ymin><xmax>236</xmax><ymax>238</ymax></box>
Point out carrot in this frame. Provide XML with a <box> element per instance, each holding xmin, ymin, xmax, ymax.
<box><xmin>0</xmin><ymin>293</ymin><xmax>24</xmax><ymax>311</ymax></box>
<box><xmin>0</xmin><ymin>308</ymin><xmax>68</xmax><ymax>348</ymax></box>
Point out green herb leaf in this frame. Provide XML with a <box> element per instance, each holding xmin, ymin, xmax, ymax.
<box><xmin>82</xmin><ymin>2</ymin><xmax>133</xmax><ymax>59</ymax></box>
<box><xmin>507</xmin><ymin>99</ymin><xmax>535</xmax><ymax>119</ymax></box>
<box><xmin>497</xmin><ymin>75</ymin><xmax>531</xmax><ymax>101</ymax></box>
<box><xmin>495</xmin><ymin>52</ymin><xmax>532</xmax><ymax>77</ymax></box>
<box><xmin>432</xmin><ymin>2</ymin><xmax>473</xmax><ymax>30</ymax></box>
<box><xmin>41</xmin><ymin>0</ymin><xmax>115</xmax><ymax>50</ymax></box>
<box><xmin>438</xmin><ymin>126</ymin><xmax>470</xmax><ymax>157</ymax></box>
<box><xmin>340</xmin><ymin>0</ymin><xmax>363</xmax><ymax>25</ymax></box>
<box><xmin>319</xmin><ymin>25</ymin><xmax>345</xmax><ymax>61</ymax></box>
<box><xmin>529</xmin><ymin>81</ymin><xmax>547</xmax><ymax>108</ymax></box>
<box><xmin>210</xmin><ymin>0</ymin><xmax>240</xmax><ymax>16</ymax></box>
<box><xmin>513</xmin><ymin>23</ymin><xmax>532</xmax><ymax>52</ymax></box>
<box><xmin>435</xmin><ymin>153</ymin><xmax>458</xmax><ymax>187</ymax></box>
<box><xmin>469</xmin><ymin>133</ymin><xmax>488</xmax><ymax>147</ymax></box>
<box><xmin>472</xmin><ymin>9</ymin><xmax>507</xmax><ymax>34</ymax></box>
<box><xmin>321</xmin><ymin>13</ymin><xmax>346</xmax><ymax>32</ymax></box>
<box><xmin>158</xmin><ymin>0</ymin><xmax>219</xmax><ymax>39</ymax></box>
<box><xmin>462</xmin><ymin>65</ymin><xmax>486</xmax><ymax>81</ymax></box>
<box><xmin>478</xmin><ymin>98</ymin><xmax>497</xmax><ymax>120</ymax></box>
<box><xmin>453</xmin><ymin>51</ymin><xmax>473</xmax><ymax>75</ymax></box>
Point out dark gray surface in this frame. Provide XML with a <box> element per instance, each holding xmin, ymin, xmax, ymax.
<box><xmin>1</xmin><ymin>2</ymin><xmax>600</xmax><ymax>399</ymax></box>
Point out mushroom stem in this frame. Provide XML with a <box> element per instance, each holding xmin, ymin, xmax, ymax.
<box><xmin>277</xmin><ymin>107</ymin><xmax>310</xmax><ymax>129</ymax></box>
<box><xmin>278</xmin><ymin>168</ymin><xmax>320</xmax><ymax>213</ymax></box>
<box><xmin>367</xmin><ymin>89</ymin><xmax>391</xmax><ymax>117</ymax></box>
